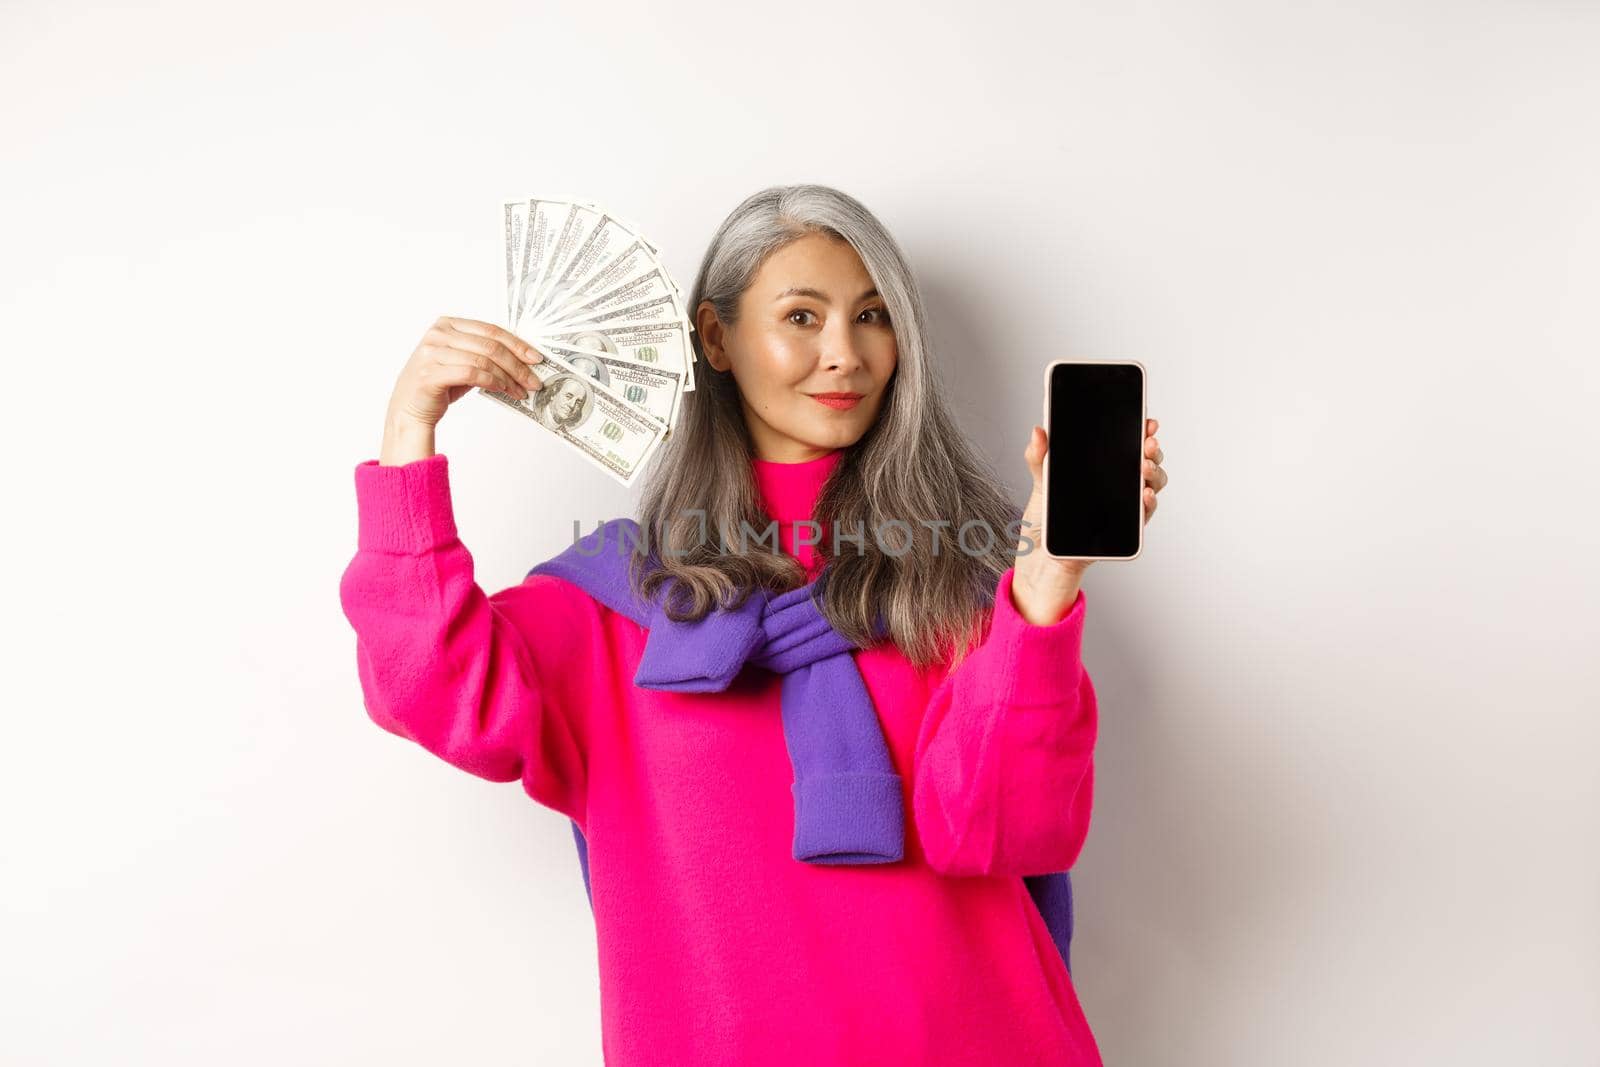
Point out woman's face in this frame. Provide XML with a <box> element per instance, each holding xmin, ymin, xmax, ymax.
<box><xmin>697</xmin><ymin>232</ymin><xmax>898</xmax><ymax>462</ymax></box>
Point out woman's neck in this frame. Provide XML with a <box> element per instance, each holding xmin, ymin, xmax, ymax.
<box><xmin>750</xmin><ymin>448</ymin><xmax>844</xmax><ymax>575</ymax></box>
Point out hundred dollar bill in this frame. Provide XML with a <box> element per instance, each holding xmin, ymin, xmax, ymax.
<box><xmin>576</xmin><ymin>200</ymin><xmax>678</xmax><ymax>280</ymax></box>
<box><xmin>541</xmin><ymin>200</ymin><xmax>689</xmax><ymax>321</ymax></box>
<box><xmin>529</xmin><ymin>339</ymin><xmax>682</xmax><ymax>429</ymax></box>
<box><xmin>558</xmin><ymin>225</ymin><xmax>687</xmax><ymax>307</ymax></box>
<box><xmin>532</xmin><ymin>212</ymin><xmax>643</xmax><ymax>324</ymax></box>
<box><xmin>549</xmin><ymin>236</ymin><xmax>658</xmax><ymax>312</ymax></box>
<box><xmin>534</xmin><ymin>317</ymin><xmax>695</xmax><ymax>387</ymax></box>
<box><xmin>522</xmin><ymin>200</ymin><xmax>606</xmax><ymax>327</ymax></box>
<box><xmin>503</xmin><ymin>200</ymin><xmax>528</xmax><ymax>325</ymax></box>
<box><xmin>477</xmin><ymin>341</ymin><xmax>665</xmax><ymax>488</ymax></box>
<box><xmin>539</xmin><ymin>225</ymin><xmax>697</xmax><ymax>390</ymax></box>
<box><xmin>549</xmin><ymin>261</ymin><xmax>679</xmax><ymax>330</ymax></box>
<box><xmin>515</xmin><ymin>197</ymin><xmax>575</xmax><ymax>326</ymax></box>
<box><xmin>571</xmin><ymin>202</ymin><xmax>692</xmax><ymax>336</ymax></box>
<box><xmin>534</xmin><ymin>290</ymin><xmax>685</xmax><ymax>335</ymax></box>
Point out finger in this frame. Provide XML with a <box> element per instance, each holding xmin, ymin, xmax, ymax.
<box><xmin>429</xmin><ymin>347</ymin><xmax>529</xmax><ymax>399</ymax></box>
<box><xmin>428</xmin><ymin>327</ymin><xmax>541</xmax><ymax>391</ymax></box>
<box><xmin>434</xmin><ymin>350</ymin><xmax>527</xmax><ymax>399</ymax></box>
<box><xmin>1025</xmin><ymin>425</ymin><xmax>1046</xmax><ymax>482</ymax></box>
<box><xmin>439</xmin><ymin>316</ymin><xmax>544</xmax><ymax>364</ymax></box>
<box><xmin>434</xmin><ymin>321</ymin><xmax>535</xmax><ymax>367</ymax></box>
<box><xmin>442</xmin><ymin>362</ymin><xmax>526</xmax><ymax>401</ymax></box>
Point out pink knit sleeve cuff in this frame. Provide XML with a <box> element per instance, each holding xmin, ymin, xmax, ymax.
<box><xmin>352</xmin><ymin>453</ymin><xmax>459</xmax><ymax>554</ymax></box>
<box><xmin>987</xmin><ymin>566</ymin><xmax>1088</xmax><ymax>707</ymax></box>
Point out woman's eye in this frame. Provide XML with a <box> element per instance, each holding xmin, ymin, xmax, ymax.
<box><xmin>787</xmin><ymin>309</ymin><xmax>816</xmax><ymax>326</ymax></box>
<box><xmin>858</xmin><ymin>307</ymin><xmax>891</xmax><ymax>324</ymax></box>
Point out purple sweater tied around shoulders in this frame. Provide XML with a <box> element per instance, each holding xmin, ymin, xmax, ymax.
<box><xmin>528</xmin><ymin>517</ymin><xmax>1075</xmax><ymax>974</ymax></box>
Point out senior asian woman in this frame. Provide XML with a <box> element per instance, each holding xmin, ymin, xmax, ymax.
<box><xmin>339</xmin><ymin>183</ymin><xmax>1169</xmax><ymax>1066</ymax></box>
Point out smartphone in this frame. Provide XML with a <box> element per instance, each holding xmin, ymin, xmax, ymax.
<box><xmin>1041</xmin><ymin>360</ymin><xmax>1146</xmax><ymax>561</ymax></box>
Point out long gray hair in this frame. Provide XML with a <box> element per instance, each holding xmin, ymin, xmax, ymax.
<box><xmin>630</xmin><ymin>184</ymin><xmax>1022</xmax><ymax>669</ymax></box>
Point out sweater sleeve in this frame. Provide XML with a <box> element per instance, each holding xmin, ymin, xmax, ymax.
<box><xmin>336</xmin><ymin>453</ymin><xmax>590</xmax><ymax>826</ymax></box>
<box><xmin>911</xmin><ymin>566</ymin><xmax>1097</xmax><ymax>878</ymax></box>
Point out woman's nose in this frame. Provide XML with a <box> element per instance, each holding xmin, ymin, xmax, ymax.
<box><xmin>821</xmin><ymin>320</ymin><xmax>865</xmax><ymax>373</ymax></box>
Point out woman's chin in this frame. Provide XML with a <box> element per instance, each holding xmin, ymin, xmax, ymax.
<box><xmin>757</xmin><ymin>400</ymin><xmax>879</xmax><ymax>455</ymax></box>
<box><xmin>791</xmin><ymin>418</ymin><xmax>866</xmax><ymax>450</ymax></box>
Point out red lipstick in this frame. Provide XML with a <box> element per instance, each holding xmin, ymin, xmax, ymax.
<box><xmin>809</xmin><ymin>392</ymin><xmax>863</xmax><ymax>410</ymax></box>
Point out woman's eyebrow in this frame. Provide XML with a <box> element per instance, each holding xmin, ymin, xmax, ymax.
<box><xmin>773</xmin><ymin>286</ymin><xmax>880</xmax><ymax>302</ymax></box>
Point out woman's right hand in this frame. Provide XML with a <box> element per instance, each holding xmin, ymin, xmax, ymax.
<box><xmin>381</xmin><ymin>316</ymin><xmax>546</xmax><ymax>465</ymax></box>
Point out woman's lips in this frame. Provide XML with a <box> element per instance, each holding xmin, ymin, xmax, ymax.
<box><xmin>810</xmin><ymin>393</ymin><xmax>862</xmax><ymax>410</ymax></box>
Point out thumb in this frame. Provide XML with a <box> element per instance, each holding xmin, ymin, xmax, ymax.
<box><xmin>1025</xmin><ymin>425</ymin><xmax>1047</xmax><ymax>490</ymax></box>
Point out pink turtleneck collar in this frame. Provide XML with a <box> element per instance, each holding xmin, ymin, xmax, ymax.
<box><xmin>750</xmin><ymin>448</ymin><xmax>844</xmax><ymax>575</ymax></box>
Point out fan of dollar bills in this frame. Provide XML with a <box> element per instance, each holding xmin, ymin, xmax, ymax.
<box><xmin>483</xmin><ymin>195</ymin><xmax>697</xmax><ymax>487</ymax></box>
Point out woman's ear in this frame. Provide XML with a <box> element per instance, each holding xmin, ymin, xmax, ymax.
<box><xmin>696</xmin><ymin>300</ymin><xmax>730</xmax><ymax>372</ymax></box>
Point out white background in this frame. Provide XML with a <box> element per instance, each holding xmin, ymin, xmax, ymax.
<box><xmin>4</xmin><ymin>1</ymin><xmax>1597</xmax><ymax>1064</ymax></box>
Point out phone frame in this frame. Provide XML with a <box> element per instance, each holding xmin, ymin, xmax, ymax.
<box><xmin>1040</xmin><ymin>359</ymin><xmax>1147</xmax><ymax>562</ymax></box>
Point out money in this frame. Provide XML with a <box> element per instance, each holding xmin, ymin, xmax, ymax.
<box><xmin>488</xmin><ymin>196</ymin><xmax>697</xmax><ymax>486</ymax></box>
<box><xmin>537</xmin><ymin>318</ymin><xmax>695</xmax><ymax>388</ymax></box>
<box><xmin>551</xmin><ymin>262</ymin><xmax>679</xmax><ymax>328</ymax></box>
<box><xmin>479</xmin><ymin>338</ymin><xmax>667</xmax><ymax>486</ymax></box>
<box><xmin>535</xmin><ymin>340</ymin><xmax>683</xmax><ymax>429</ymax></box>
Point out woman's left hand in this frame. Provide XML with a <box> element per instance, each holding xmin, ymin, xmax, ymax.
<box><xmin>1010</xmin><ymin>417</ymin><xmax>1168</xmax><ymax>625</ymax></box>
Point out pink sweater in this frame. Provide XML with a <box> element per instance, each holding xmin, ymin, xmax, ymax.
<box><xmin>338</xmin><ymin>448</ymin><xmax>1103</xmax><ymax>1065</ymax></box>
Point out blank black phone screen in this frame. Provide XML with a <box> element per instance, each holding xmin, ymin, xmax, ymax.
<box><xmin>1045</xmin><ymin>362</ymin><xmax>1144</xmax><ymax>558</ymax></box>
